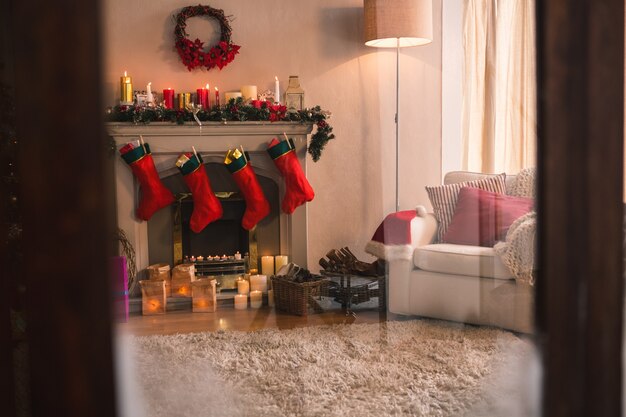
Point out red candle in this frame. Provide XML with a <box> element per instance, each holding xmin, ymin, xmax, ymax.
<box><xmin>163</xmin><ymin>88</ymin><xmax>175</xmax><ymax>109</ymax></box>
<box><xmin>196</xmin><ymin>83</ymin><xmax>209</xmax><ymax>108</ymax></box>
<box><xmin>214</xmin><ymin>86</ymin><xmax>220</xmax><ymax>107</ymax></box>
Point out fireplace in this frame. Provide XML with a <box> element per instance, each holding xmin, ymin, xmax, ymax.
<box><xmin>109</xmin><ymin>122</ymin><xmax>313</xmax><ymax>289</ymax></box>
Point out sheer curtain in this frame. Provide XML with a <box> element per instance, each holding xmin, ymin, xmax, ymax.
<box><xmin>461</xmin><ymin>0</ymin><xmax>536</xmax><ymax>174</ymax></box>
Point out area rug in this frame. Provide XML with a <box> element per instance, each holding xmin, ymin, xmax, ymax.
<box><xmin>120</xmin><ymin>319</ymin><xmax>537</xmax><ymax>417</ymax></box>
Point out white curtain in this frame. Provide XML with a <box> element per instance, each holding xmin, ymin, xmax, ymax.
<box><xmin>462</xmin><ymin>0</ymin><xmax>536</xmax><ymax>174</ymax></box>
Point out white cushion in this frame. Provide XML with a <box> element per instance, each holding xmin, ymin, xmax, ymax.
<box><xmin>413</xmin><ymin>244</ymin><xmax>514</xmax><ymax>280</ymax></box>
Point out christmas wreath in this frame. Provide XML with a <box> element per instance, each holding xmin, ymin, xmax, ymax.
<box><xmin>174</xmin><ymin>5</ymin><xmax>241</xmax><ymax>71</ymax></box>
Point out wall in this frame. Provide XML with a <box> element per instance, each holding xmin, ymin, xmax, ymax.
<box><xmin>103</xmin><ymin>0</ymin><xmax>442</xmax><ymax>269</ymax></box>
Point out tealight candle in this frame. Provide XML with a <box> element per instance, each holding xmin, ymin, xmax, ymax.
<box><xmin>191</xmin><ymin>279</ymin><xmax>217</xmax><ymax>313</ymax></box>
<box><xmin>140</xmin><ymin>280</ymin><xmax>166</xmax><ymax>315</ymax></box>
<box><xmin>234</xmin><ymin>294</ymin><xmax>248</xmax><ymax>310</ymax></box>
<box><xmin>274</xmin><ymin>255</ymin><xmax>288</xmax><ymax>274</ymax></box>
<box><xmin>234</xmin><ymin>251</ymin><xmax>242</xmax><ymax>260</ymax></box>
<box><xmin>163</xmin><ymin>88</ymin><xmax>175</xmax><ymax>109</ymax></box>
<box><xmin>261</xmin><ymin>256</ymin><xmax>274</xmax><ymax>276</ymax></box>
<box><xmin>249</xmin><ymin>274</ymin><xmax>268</xmax><ymax>293</ymax></box>
<box><xmin>250</xmin><ymin>290</ymin><xmax>262</xmax><ymax>309</ymax></box>
<box><xmin>120</xmin><ymin>71</ymin><xmax>133</xmax><ymax>104</ymax></box>
<box><xmin>237</xmin><ymin>278</ymin><xmax>250</xmax><ymax>295</ymax></box>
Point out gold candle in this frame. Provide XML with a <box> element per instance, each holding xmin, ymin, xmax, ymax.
<box><xmin>178</xmin><ymin>92</ymin><xmax>191</xmax><ymax>109</ymax></box>
<box><xmin>120</xmin><ymin>71</ymin><xmax>133</xmax><ymax>104</ymax></box>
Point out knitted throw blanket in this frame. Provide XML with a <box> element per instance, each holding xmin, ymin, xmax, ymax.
<box><xmin>494</xmin><ymin>167</ymin><xmax>537</xmax><ymax>285</ymax></box>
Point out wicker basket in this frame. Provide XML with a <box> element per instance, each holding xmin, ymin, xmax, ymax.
<box><xmin>271</xmin><ymin>275</ymin><xmax>330</xmax><ymax>316</ymax></box>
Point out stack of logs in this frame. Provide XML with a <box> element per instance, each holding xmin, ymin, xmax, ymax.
<box><xmin>319</xmin><ymin>247</ymin><xmax>383</xmax><ymax>277</ymax></box>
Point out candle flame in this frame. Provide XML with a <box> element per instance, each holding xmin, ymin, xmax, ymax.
<box><xmin>205</xmin><ymin>83</ymin><xmax>209</xmax><ymax>89</ymax></box>
<box><xmin>215</xmin><ymin>86</ymin><xmax>219</xmax><ymax>91</ymax></box>
<box><xmin>275</xmin><ymin>76</ymin><xmax>278</xmax><ymax>81</ymax></box>
<box><xmin>124</xmin><ymin>71</ymin><xmax>127</xmax><ymax>77</ymax></box>
<box><xmin>148</xmin><ymin>82</ymin><xmax>151</xmax><ymax>86</ymax></box>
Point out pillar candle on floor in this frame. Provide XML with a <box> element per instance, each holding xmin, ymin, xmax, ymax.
<box><xmin>274</xmin><ymin>255</ymin><xmax>288</xmax><ymax>274</ymax></box>
<box><xmin>234</xmin><ymin>294</ymin><xmax>248</xmax><ymax>310</ymax></box>
<box><xmin>250</xmin><ymin>290</ymin><xmax>262</xmax><ymax>308</ymax></box>
<box><xmin>250</xmin><ymin>274</ymin><xmax>267</xmax><ymax>293</ymax></box>
<box><xmin>237</xmin><ymin>278</ymin><xmax>250</xmax><ymax>295</ymax></box>
<box><xmin>261</xmin><ymin>256</ymin><xmax>274</xmax><ymax>276</ymax></box>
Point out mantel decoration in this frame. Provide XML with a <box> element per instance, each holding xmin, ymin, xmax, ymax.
<box><xmin>174</xmin><ymin>5</ymin><xmax>241</xmax><ymax>71</ymax></box>
<box><xmin>107</xmin><ymin>100</ymin><xmax>335</xmax><ymax>162</ymax></box>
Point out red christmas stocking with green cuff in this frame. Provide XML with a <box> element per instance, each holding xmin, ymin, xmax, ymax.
<box><xmin>267</xmin><ymin>137</ymin><xmax>315</xmax><ymax>214</ymax></box>
<box><xmin>176</xmin><ymin>152</ymin><xmax>223</xmax><ymax>233</ymax></box>
<box><xmin>120</xmin><ymin>143</ymin><xmax>174</xmax><ymax>221</ymax></box>
<box><xmin>224</xmin><ymin>149</ymin><xmax>270</xmax><ymax>230</ymax></box>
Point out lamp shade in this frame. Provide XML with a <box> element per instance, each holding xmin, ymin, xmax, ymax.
<box><xmin>364</xmin><ymin>0</ymin><xmax>433</xmax><ymax>48</ymax></box>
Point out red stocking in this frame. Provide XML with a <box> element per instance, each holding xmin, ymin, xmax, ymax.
<box><xmin>120</xmin><ymin>143</ymin><xmax>174</xmax><ymax>221</ymax></box>
<box><xmin>176</xmin><ymin>153</ymin><xmax>223</xmax><ymax>233</ymax></box>
<box><xmin>267</xmin><ymin>137</ymin><xmax>314</xmax><ymax>214</ymax></box>
<box><xmin>224</xmin><ymin>149</ymin><xmax>270</xmax><ymax>230</ymax></box>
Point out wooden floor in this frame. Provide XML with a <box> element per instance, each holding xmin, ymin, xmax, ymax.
<box><xmin>118</xmin><ymin>306</ymin><xmax>387</xmax><ymax>336</ymax></box>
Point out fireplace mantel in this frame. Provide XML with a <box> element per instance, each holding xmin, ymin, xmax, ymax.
<box><xmin>108</xmin><ymin>122</ymin><xmax>314</xmax><ymax>278</ymax></box>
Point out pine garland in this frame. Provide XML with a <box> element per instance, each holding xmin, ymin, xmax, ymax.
<box><xmin>106</xmin><ymin>99</ymin><xmax>335</xmax><ymax>162</ymax></box>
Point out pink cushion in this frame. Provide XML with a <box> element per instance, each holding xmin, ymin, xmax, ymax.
<box><xmin>442</xmin><ymin>187</ymin><xmax>534</xmax><ymax>247</ymax></box>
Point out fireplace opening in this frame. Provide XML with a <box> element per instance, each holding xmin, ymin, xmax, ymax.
<box><xmin>146</xmin><ymin>162</ymin><xmax>281</xmax><ymax>281</ymax></box>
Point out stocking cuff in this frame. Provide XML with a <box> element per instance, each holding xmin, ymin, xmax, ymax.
<box><xmin>121</xmin><ymin>143</ymin><xmax>151</xmax><ymax>165</ymax></box>
<box><xmin>224</xmin><ymin>149</ymin><xmax>250</xmax><ymax>174</ymax></box>
<box><xmin>267</xmin><ymin>138</ymin><xmax>295</xmax><ymax>160</ymax></box>
<box><xmin>177</xmin><ymin>153</ymin><xmax>204</xmax><ymax>176</ymax></box>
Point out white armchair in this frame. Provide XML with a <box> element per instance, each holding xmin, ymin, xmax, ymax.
<box><xmin>381</xmin><ymin>172</ymin><xmax>534</xmax><ymax>333</ymax></box>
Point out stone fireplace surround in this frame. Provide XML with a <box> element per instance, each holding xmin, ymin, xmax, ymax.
<box><xmin>108</xmin><ymin>122</ymin><xmax>313</xmax><ymax>283</ymax></box>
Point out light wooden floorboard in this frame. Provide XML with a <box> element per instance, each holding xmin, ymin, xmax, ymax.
<box><xmin>118</xmin><ymin>306</ymin><xmax>387</xmax><ymax>336</ymax></box>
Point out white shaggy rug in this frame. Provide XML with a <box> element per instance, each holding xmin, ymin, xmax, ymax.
<box><xmin>117</xmin><ymin>320</ymin><xmax>539</xmax><ymax>417</ymax></box>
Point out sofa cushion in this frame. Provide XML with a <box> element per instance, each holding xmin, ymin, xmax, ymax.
<box><xmin>442</xmin><ymin>187</ymin><xmax>534</xmax><ymax>247</ymax></box>
<box><xmin>413</xmin><ymin>244</ymin><xmax>514</xmax><ymax>280</ymax></box>
<box><xmin>426</xmin><ymin>173</ymin><xmax>507</xmax><ymax>242</ymax></box>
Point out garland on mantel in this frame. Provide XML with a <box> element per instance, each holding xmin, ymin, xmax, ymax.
<box><xmin>106</xmin><ymin>99</ymin><xmax>335</xmax><ymax>162</ymax></box>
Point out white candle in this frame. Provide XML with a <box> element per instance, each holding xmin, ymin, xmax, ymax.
<box><xmin>234</xmin><ymin>294</ymin><xmax>248</xmax><ymax>310</ymax></box>
<box><xmin>274</xmin><ymin>255</ymin><xmax>288</xmax><ymax>274</ymax></box>
<box><xmin>224</xmin><ymin>91</ymin><xmax>242</xmax><ymax>102</ymax></box>
<box><xmin>274</xmin><ymin>76</ymin><xmax>280</xmax><ymax>103</ymax></box>
<box><xmin>237</xmin><ymin>279</ymin><xmax>250</xmax><ymax>295</ymax></box>
<box><xmin>241</xmin><ymin>85</ymin><xmax>258</xmax><ymax>101</ymax></box>
<box><xmin>249</xmin><ymin>274</ymin><xmax>267</xmax><ymax>293</ymax></box>
<box><xmin>268</xmin><ymin>289</ymin><xmax>275</xmax><ymax>307</ymax></box>
<box><xmin>234</xmin><ymin>251</ymin><xmax>242</xmax><ymax>260</ymax></box>
<box><xmin>250</xmin><ymin>290</ymin><xmax>262</xmax><ymax>309</ymax></box>
<box><xmin>261</xmin><ymin>256</ymin><xmax>274</xmax><ymax>276</ymax></box>
<box><xmin>146</xmin><ymin>82</ymin><xmax>154</xmax><ymax>103</ymax></box>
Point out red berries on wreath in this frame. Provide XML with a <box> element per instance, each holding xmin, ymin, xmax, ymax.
<box><xmin>174</xmin><ymin>5</ymin><xmax>241</xmax><ymax>71</ymax></box>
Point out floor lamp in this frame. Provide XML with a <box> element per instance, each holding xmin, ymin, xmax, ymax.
<box><xmin>364</xmin><ymin>0</ymin><xmax>433</xmax><ymax>212</ymax></box>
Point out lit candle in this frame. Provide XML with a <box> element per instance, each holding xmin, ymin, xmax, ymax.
<box><xmin>241</xmin><ymin>85</ymin><xmax>257</xmax><ymax>101</ymax></box>
<box><xmin>163</xmin><ymin>88</ymin><xmax>175</xmax><ymax>109</ymax></box>
<box><xmin>268</xmin><ymin>289</ymin><xmax>275</xmax><ymax>307</ymax></box>
<box><xmin>120</xmin><ymin>71</ymin><xmax>133</xmax><ymax>104</ymax></box>
<box><xmin>249</xmin><ymin>274</ymin><xmax>268</xmax><ymax>293</ymax></box>
<box><xmin>234</xmin><ymin>251</ymin><xmax>242</xmax><ymax>260</ymax></box>
<box><xmin>197</xmin><ymin>83</ymin><xmax>209</xmax><ymax>108</ymax></box>
<box><xmin>146</xmin><ymin>82</ymin><xmax>154</xmax><ymax>104</ymax></box>
<box><xmin>250</xmin><ymin>290</ymin><xmax>262</xmax><ymax>309</ymax></box>
<box><xmin>234</xmin><ymin>294</ymin><xmax>248</xmax><ymax>310</ymax></box>
<box><xmin>274</xmin><ymin>255</ymin><xmax>288</xmax><ymax>274</ymax></box>
<box><xmin>261</xmin><ymin>256</ymin><xmax>274</xmax><ymax>276</ymax></box>
<box><xmin>215</xmin><ymin>86</ymin><xmax>220</xmax><ymax>107</ymax></box>
<box><xmin>224</xmin><ymin>91</ymin><xmax>242</xmax><ymax>102</ymax></box>
<box><xmin>192</xmin><ymin>279</ymin><xmax>217</xmax><ymax>313</ymax></box>
<box><xmin>274</xmin><ymin>76</ymin><xmax>280</xmax><ymax>104</ymax></box>
<box><xmin>140</xmin><ymin>280</ymin><xmax>166</xmax><ymax>315</ymax></box>
<box><xmin>237</xmin><ymin>278</ymin><xmax>250</xmax><ymax>295</ymax></box>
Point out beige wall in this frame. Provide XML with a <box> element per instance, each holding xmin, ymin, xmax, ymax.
<box><xmin>103</xmin><ymin>0</ymin><xmax>442</xmax><ymax>269</ymax></box>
